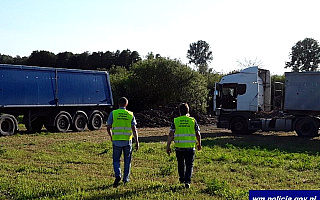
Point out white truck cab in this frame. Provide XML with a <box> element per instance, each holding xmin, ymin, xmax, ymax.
<box><xmin>214</xmin><ymin>66</ymin><xmax>320</xmax><ymax>137</ymax></box>
<box><xmin>214</xmin><ymin>66</ymin><xmax>271</xmax><ymax>113</ymax></box>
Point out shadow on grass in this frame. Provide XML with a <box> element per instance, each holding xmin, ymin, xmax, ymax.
<box><xmin>201</xmin><ymin>131</ymin><xmax>320</xmax><ymax>154</ymax></box>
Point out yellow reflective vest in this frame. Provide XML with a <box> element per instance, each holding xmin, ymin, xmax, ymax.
<box><xmin>112</xmin><ymin>109</ymin><xmax>133</xmax><ymax>141</ymax></box>
<box><xmin>174</xmin><ymin>115</ymin><xmax>197</xmax><ymax>148</ymax></box>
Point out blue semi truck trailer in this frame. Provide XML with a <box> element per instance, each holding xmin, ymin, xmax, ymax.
<box><xmin>0</xmin><ymin>64</ymin><xmax>113</xmax><ymax>136</ymax></box>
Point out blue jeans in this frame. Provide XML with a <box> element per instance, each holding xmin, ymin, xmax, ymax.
<box><xmin>175</xmin><ymin>149</ymin><xmax>195</xmax><ymax>184</ymax></box>
<box><xmin>112</xmin><ymin>144</ymin><xmax>132</xmax><ymax>182</ymax></box>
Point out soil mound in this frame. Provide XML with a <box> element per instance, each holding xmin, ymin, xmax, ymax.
<box><xmin>135</xmin><ymin>107</ymin><xmax>215</xmax><ymax>128</ymax></box>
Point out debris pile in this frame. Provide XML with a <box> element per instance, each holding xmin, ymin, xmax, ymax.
<box><xmin>135</xmin><ymin>107</ymin><xmax>215</xmax><ymax>128</ymax></box>
<box><xmin>135</xmin><ymin>108</ymin><xmax>173</xmax><ymax>128</ymax></box>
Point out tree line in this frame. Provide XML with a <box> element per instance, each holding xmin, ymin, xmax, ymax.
<box><xmin>1</xmin><ymin>37</ymin><xmax>319</xmax><ymax>73</ymax></box>
<box><xmin>0</xmin><ymin>49</ymin><xmax>142</xmax><ymax>71</ymax></box>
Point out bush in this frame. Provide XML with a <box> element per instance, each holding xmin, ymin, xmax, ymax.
<box><xmin>128</xmin><ymin>58</ymin><xmax>208</xmax><ymax>112</ymax></box>
<box><xmin>109</xmin><ymin>66</ymin><xmax>132</xmax><ymax>103</ymax></box>
<box><xmin>110</xmin><ymin>58</ymin><xmax>209</xmax><ymax>112</ymax></box>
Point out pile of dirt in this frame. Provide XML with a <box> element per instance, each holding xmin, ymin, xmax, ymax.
<box><xmin>190</xmin><ymin>110</ymin><xmax>215</xmax><ymax>125</ymax></box>
<box><xmin>135</xmin><ymin>108</ymin><xmax>173</xmax><ymax>128</ymax></box>
<box><xmin>135</xmin><ymin>107</ymin><xmax>215</xmax><ymax>128</ymax></box>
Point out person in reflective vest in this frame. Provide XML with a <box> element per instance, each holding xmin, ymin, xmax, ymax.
<box><xmin>166</xmin><ymin>103</ymin><xmax>201</xmax><ymax>188</ymax></box>
<box><xmin>107</xmin><ymin>97</ymin><xmax>139</xmax><ymax>188</ymax></box>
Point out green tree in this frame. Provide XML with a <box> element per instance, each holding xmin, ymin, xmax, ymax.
<box><xmin>285</xmin><ymin>38</ymin><xmax>320</xmax><ymax>72</ymax></box>
<box><xmin>56</xmin><ymin>52</ymin><xmax>74</xmax><ymax>68</ymax></box>
<box><xmin>88</xmin><ymin>51</ymin><xmax>104</xmax><ymax>70</ymax></box>
<box><xmin>109</xmin><ymin>66</ymin><xmax>132</xmax><ymax>102</ymax></box>
<box><xmin>0</xmin><ymin>54</ymin><xmax>14</xmax><ymax>64</ymax></box>
<box><xmin>187</xmin><ymin>40</ymin><xmax>213</xmax><ymax>73</ymax></box>
<box><xmin>0</xmin><ymin>54</ymin><xmax>27</xmax><ymax>65</ymax></box>
<box><xmin>28</xmin><ymin>50</ymin><xmax>57</xmax><ymax>67</ymax></box>
<box><xmin>127</xmin><ymin>58</ymin><xmax>208</xmax><ymax>112</ymax></box>
<box><xmin>146</xmin><ymin>52</ymin><xmax>155</xmax><ymax>60</ymax></box>
<box><xmin>130</xmin><ymin>51</ymin><xmax>141</xmax><ymax>64</ymax></box>
<box><xmin>76</xmin><ymin>52</ymin><xmax>90</xmax><ymax>70</ymax></box>
<box><xmin>13</xmin><ymin>55</ymin><xmax>28</xmax><ymax>65</ymax></box>
<box><xmin>118</xmin><ymin>49</ymin><xmax>131</xmax><ymax>69</ymax></box>
<box><xmin>103</xmin><ymin>51</ymin><xmax>115</xmax><ymax>70</ymax></box>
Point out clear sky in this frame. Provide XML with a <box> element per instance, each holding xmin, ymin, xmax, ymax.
<box><xmin>1</xmin><ymin>0</ymin><xmax>319</xmax><ymax>75</ymax></box>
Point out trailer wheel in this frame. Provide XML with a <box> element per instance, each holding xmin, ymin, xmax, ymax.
<box><xmin>72</xmin><ymin>113</ymin><xmax>87</xmax><ymax>132</ymax></box>
<box><xmin>55</xmin><ymin>113</ymin><xmax>71</xmax><ymax>133</ymax></box>
<box><xmin>295</xmin><ymin>117</ymin><xmax>319</xmax><ymax>137</ymax></box>
<box><xmin>230</xmin><ymin>117</ymin><xmax>248</xmax><ymax>134</ymax></box>
<box><xmin>88</xmin><ymin>112</ymin><xmax>103</xmax><ymax>131</ymax></box>
<box><xmin>0</xmin><ymin>115</ymin><xmax>16</xmax><ymax>136</ymax></box>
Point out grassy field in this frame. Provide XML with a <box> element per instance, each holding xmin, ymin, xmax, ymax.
<box><xmin>0</xmin><ymin>125</ymin><xmax>320</xmax><ymax>199</ymax></box>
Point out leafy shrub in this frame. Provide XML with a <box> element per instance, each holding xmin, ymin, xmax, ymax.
<box><xmin>111</xmin><ymin>58</ymin><xmax>208</xmax><ymax>112</ymax></box>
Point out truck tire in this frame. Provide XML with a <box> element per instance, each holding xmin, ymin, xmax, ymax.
<box><xmin>295</xmin><ymin>117</ymin><xmax>319</xmax><ymax>137</ymax></box>
<box><xmin>55</xmin><ymin>112</ymin><xmax>71</xmax><ymax>133</ymax></box>
<box><xmin>230</xmin><ymin>117</ymin><xmax>248</xmax><ymax>134</ymax></box>
<box><xmin>72</xmin><ymin>112</ymin><xmax>87</xmax><ymax>132</ymax></box>
<box><xmin>0</xmin><ymin>115</ymin><xmax>17</xmax><ymax>136</ymax></box>
<box><xmin>88</xmin><ymin>112</ymin><xmax>103</xmax><ymax>131</ymax></box>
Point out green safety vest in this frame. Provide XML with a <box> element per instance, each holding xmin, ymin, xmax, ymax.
<box><xmin>174</xmin><ymin>115</ymin><xmax>197</xmax><ymax>148</ymax></box>
<box><xmin>112</xmin><ymin>109</ymin><xmax>133</xmax><ymax>141</ymax></box>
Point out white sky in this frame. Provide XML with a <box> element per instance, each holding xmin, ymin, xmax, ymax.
<box><xmin>1</xmin><ymin>0</ymin><xmax>319</xmax><ymax>75</ymax></box>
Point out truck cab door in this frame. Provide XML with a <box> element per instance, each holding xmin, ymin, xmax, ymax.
<box><xmin>220</xmin><ymin>83</ymin><xmax>238</xmax><ymax>110</ymax></box>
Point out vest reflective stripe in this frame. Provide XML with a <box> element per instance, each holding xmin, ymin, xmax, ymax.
<box><xmin>112</xmin><ymin>109</ymin><xmax>133</xmax><ymax>141</ymax></box>
<box><xmin>113</xmin><ymin>132</ymin><xmax>132</xmax><ymax>136</ymax></box>
<box><xmin>175</xmin><ymin>133</ymin><xmax>195</xmax><ymax>137</ymax></box>
<box><xmin>175</xmin><ymin>140</ymin><xmax>197</xmax><ymax>143</ymax></box>
<box><xmin>112</xmin><ymin>127</ymin><xmax>132</xmax><ymax>130</ymax></box>
<box><xmin>174</xmin><ymin>116</ymin><xmax>196</xmax><ymax>148</ymax></box>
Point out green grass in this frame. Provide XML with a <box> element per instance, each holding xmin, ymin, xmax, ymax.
<box><xmin>0</xmin><ymin>126</ymin><xmax>320</xmax><ymax>199</ymax></box>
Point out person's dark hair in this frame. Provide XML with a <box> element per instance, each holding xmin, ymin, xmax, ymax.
<box><xmin>118</xmin><ymin>97</ymin><xmax>128</xmax><ymax>107</ymax></box>
<box><xmin>179</xmin><ymin>103</ymin><xmax>189</xmax><ymax>115</ymax></box>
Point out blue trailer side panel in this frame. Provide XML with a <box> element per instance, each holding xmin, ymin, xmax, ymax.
<box><xmin>0</xmin><ymin>65</ymin><xmax>56</xmax><ymax>106</ymax></box>
<box><xmin>57</xmin><ymin>70</ymin><xmax>113</xmax><ymax>106</ymax></box>
<box><xmin>0</xmin><ymin>64</ymin><xmax>113</xmax><ymax>107</ymax></box>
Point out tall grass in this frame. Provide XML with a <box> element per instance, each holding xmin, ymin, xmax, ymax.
<box><xmin>0</xmin><ymin>127</ymin><xmax>319</xmax><ymax>199</ymax></box>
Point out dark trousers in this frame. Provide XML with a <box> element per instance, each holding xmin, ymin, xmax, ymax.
<box><xmin>175</xmin><ymin>149</ymin><xmax>195</xmax><ymax>184</ymax></box>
